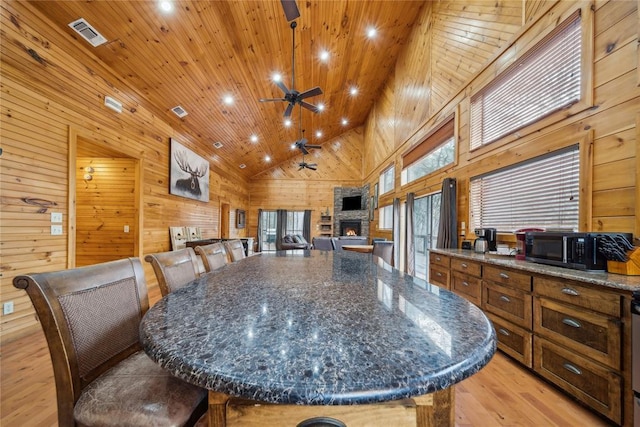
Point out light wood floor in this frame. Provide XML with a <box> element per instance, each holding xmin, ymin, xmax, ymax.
<box><xmin>1</xmin><ymin>328</ymin><xmax>614</xmax><ymax>427</ymax></box>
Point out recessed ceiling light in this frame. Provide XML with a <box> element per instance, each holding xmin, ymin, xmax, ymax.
<box><xmin>250</xmin><ymin>134</ymin><xmax>258</xmax><ymax>143</ymax></box>
<box><xmin>265</xmin><ymin>155</ymin><xmax>271</xmax><ymax>162</ymax></box>
<box><xmin>349</xmin><ymin>86</ymin><xmax>358</xmax><ymax>96</ymax></box>
<box><xmin>223</xmin><ymin>95</ymin><xmax>234</xmax><ymax>105</ymax></box>
<box><xmin>239</xmin><ymin>164</ymin><xmax>246</xmax><ymax>169</ymax></box>
<box><xmin>290</xmin><ymin>143</ymin><xmax>296</xmax><ymax>150</ymax></box>
<box><xmin>317</xmin><ymin>103</ymin><xmax>325</xmax><ymax>112</ymax></box>
<box><xmin>159</xmin><ymin>1</ymin><xmax>173</xmax><ymax>12</ymax></box>
<box><xmin>315</xmin><ymin>130</ymin><xmax>323</xmax><ymax>138</ymax></box>
<box><xmin>319</xmin><ymin>50</ymin><xmax>330</xmax><ymax>62</ymax></box>
<box><xmin>284</xmin><ymin>119</ymin><xmax>292</xmax><ymax>127</ymax></box>
<box><xmin>272</xmin><ymin>73</ymin><xmax>282</xmax><ymax>82</ymax></box>
<box><xmin>366</xmin><ymin>27</ymin><xmax>377</xmax><ymax>39</ymax></box>
<box><xmin>341</xmin><ymin>118</ymin><xmax>348</xmax><ymax>126</ymax></box>
<box><xmin>213</xmin><ymin>141</ymin><xmax>223</xmax><ymax>149</ymax></box>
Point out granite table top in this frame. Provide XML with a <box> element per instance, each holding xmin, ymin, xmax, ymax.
<box><xmin>140</xmin><ymin>250</ymin><xmax>496</xmax><ymax>405</ymax></box>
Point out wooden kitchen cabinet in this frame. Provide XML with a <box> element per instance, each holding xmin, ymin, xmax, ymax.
<box><xmin>427</xmin><ymin>249</ymin><xmax>634</xmax><ymax>425</ymax></box>
<box><xmin>428</xmin><ymin>252</ymin><xmax>450</xmax><ymax>289</ymax></box>
<box><xmin>451</xmin><ymin>258</ymin><xmax>482</xmax><ymax>306</ymax></box>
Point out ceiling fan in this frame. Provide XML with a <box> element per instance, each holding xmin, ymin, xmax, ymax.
<box><xmin>259</xmin><ymin>10</ymin><xmax>323</xmax><ymax>118</ymax></box>
<box><xmin>298</xmin><ymin>156</ymin><xmax>317</xmax><ymax>171</ymax></box>
<box><xmin>293</xmin><ymin>129</ymin><xmax>321</xmax><ymax>155</ymax></box>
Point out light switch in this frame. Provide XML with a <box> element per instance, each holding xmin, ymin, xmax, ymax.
<box><xmin>51</xmin><ymin>225</ymin><xmax>63</xmax><ymax>235</ymax></box>
<box><xmin>124</xmin><ymin>225</ymin><xmax>130</xmax><ymax>233</ymax></box>
<box><xmin>51</xmin><ymin>212</ymin><xmax>63</xmax><ymax>223</ymax></box>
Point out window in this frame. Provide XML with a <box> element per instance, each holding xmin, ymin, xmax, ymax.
<box><xmin>379</xmin><ymin>166</ymin><xmax>395</xmax><ymax>195</ymax></box>
<box><xmin>286</xmin><ymin>211</ymin><xmax>304</xmax><ymax>235</ymax></box>
<box><xmin>401</xmin><ymin>117</ymin><xmax>455</xmax><ymax>185</ymax></box>
<box><xmin>469</xmin><ymin>146</ymin><xmax>579</xmax><ymax>232</ymax></box>
<box><xmin>379</xmin><ymin>205</ymin><xmax>393</xmax><ymax>229</ymax></box>
<box><xmin>470</xmin><ymin>11</ymin><xmax>582</xmax><ymax>149</ymax></box>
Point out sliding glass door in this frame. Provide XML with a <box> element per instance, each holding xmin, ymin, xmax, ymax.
<box><xmin>259</xmin><ymin>210</ymin><xmax>277</xmax><ymax>251</ymax></box>
<box><xmin>413</xmin><ymin>193</ymin><xmax>441</xmax><ymax>280</ymax></box>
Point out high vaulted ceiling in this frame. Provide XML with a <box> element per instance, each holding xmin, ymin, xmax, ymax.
<box><xmin>30</xmin><ymin>0</ymin><xmax>425</xmax><ymax>178</ymax></box>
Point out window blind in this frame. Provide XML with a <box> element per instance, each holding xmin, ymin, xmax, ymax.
<box><xmin>470</xmin><ymin>10</ymin><xmax>582</xmax><ymax>149</ymax></box>
<box><xmin>469</xmin><ymin>146</ymin><xmax>579</xmax><ymax>232</ymax></box>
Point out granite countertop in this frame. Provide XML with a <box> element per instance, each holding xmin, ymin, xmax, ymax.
<box><xmin>140</xmin><ymin>250</ymin><xmax>496</xmax><ymax>405</ymax></box>
<box><xmin>430</xmin><ymin>248</ymin><xmax>640</xmax><ymax>292</ymax></box>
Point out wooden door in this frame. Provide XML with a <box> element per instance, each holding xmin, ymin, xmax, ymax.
<box><xmin>221</xmin><ymin>203</ymin><xmax>230</xmax><ymax>239</ymax></box>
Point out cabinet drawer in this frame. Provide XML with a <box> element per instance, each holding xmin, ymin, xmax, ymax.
<box><xmin>534</xmin><ymin>337</ymin><xmax>622</xmax><ymax>424</ymax></box>
<box><xmin>483</xmin><ymin>265</ymin><xmax>531</xmax><ymax>292</ymax></box>
<box><xmin>533</xmin><ymin>297</ymin><xmax>621</xmax><ymax>370</ymax></box>
<box><xmin>534</xmin><ymin>277</ymin><xmax>621</xmax><ymax>317</ymax></box>
<box><xmin>451</xmin><ymin>271</ymin><xmax>481</xmax><ymax>306</ymax></box>
<box><xmin>482</xmin><ymin>281</ymin><xmax>532</xmax><ymax>329</ymax></box>
<box><xmin>487</xmin><ymin>313</ymin><xmax>532</xmax><ymax>368</ymax></box>
<box><xmin>429</xmin><ymin>252</ymin><xmax>450</xmax><ymax>268</ymax></box>
<box><xmin>429</xmin><ymin>266</ymin><xmax>450</xmax><ymax>289</ymax></box>
<box><xmin>450</xmin><ymin>258</ymin><xmax>481</xmax><ymax>276</ymax></box>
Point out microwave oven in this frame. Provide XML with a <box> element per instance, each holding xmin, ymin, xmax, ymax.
<box><xmin>524</xmin><ymin>231</ymin><xmax>633</xmax><ymax>271</ymax></box>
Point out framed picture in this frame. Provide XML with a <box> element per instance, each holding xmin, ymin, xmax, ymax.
<box><xmin>169</xmin><ymin>138</ymin><xmax>210</xmax><ymax>202</ymax></box>
<box><xmin>236</xmin><ymin>209</ymin><xmax>246</xmax><ymax>229</ymax></box>
<box><xmin>373</xmin><ymin>183</ymin><xmax>379</xmax><ymax>209</ymax></box>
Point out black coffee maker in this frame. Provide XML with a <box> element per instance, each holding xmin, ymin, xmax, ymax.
<box><xmin>474</xmin><ymin>228</ymin><xmax>497</xmax><ymax>252</ymax></box>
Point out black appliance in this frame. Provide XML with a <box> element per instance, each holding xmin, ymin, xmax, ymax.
<box><xmin>524</xmin><ymin>231</ymin><xmax>633</xmax><ymax>271</ymax></box>
<box><xmin>474</xmin><ymin>228</ymin><xmax>497</xmax><ymax>252</ymax></box>
<box><xmin>632</xmin><ymin>291</ymin><xmax>640</xmax><ymax>427</ymax></box>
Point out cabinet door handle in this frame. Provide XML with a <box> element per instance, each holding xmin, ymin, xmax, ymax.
<box><xmin>563</xmin><ymin>363</ymin><xmax>582</xmax><ymax>375</ymax></box>
<box><xmin>561</xmin><ymin>287</ymin><xmax>580</xmax><ymax>296</ymax></box>
<box><xmin>499</xmin><ymin>272</ymin><xmax>510</xmax><ymax>279</ymax></box>
<box><xmin>435</xmin><ymin>256</ymin><xmax>441</xmax><ymax>261</ymax></box>
<box><xmin>499</xmin><ymin>295</ymin><xmax>511</xmax><ymax>303</ymax></box>
<box><xmin>461</xmin><ymin>263</ymin><xmax>468</xmax><ymax>268</ymax></box>
<box><xmin>436</xmin><ymin>272</ymin><xmax>442</xmax><ymax>277</ymax></box>
<box><xmin>562</xmin><ymin>318</ymin><xmax>581</xmax><ymax>328</ymax></box>
<box><xmin>498</xmin><ymin>328</ymin><xmax>510</xmax><ymax>336</ymax></box>
<box><xmin>462</xmin><ymin>281</ymin><xmax>469</xmax><ymax>287</ymax></box>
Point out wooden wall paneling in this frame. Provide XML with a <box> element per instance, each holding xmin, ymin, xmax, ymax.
<box><xmin>0</xmin><ymin>2</ymin><xmax>250</xmax><ymax>342</ymax></box>
<box><xmin>524</xmin><ymin>1</ymin><xmax>558</xmax><ymax>25</ymax></box>
<box><xmin>393</xmin><ymin>2</ymin><xmax>433</xmax><ymax>147</ymax></box>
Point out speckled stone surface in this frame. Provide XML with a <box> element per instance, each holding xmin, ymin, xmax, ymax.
<box><xmin>140</xmin><ymin>250</ymin><xmax>496</xmax><ymax>405</ymax></box>
<box><xmin>430</xmin><ymin>248</ymin><xmax>640</xmax><ymax>292</ymax></box>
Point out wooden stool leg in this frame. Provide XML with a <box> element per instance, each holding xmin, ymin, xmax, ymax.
<box><xmin>209</xmin><ymin>391</ymin><xmax>231</xmax><ymax>427</ymax></box>
<box><xmin>415</xmin><ymin>387</ymin><xmax>454</xmax><ymax>427</ymax></box>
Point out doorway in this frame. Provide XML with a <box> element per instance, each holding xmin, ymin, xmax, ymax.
<box><xmin>413</xmin><ymin>193</ymin><xmax>441</xmax><ymax>280</ymax></box>
<box><xmin>69</xmin><ymin>128</ymin><xmax>142</xmax><ymax>267</ymax></box>
<box><xmin>220</xmin><ymin>203</ymin><xmax>230</xmax><ymax>239</ymax></box>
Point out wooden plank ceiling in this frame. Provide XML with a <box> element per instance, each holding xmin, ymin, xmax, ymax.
<box><xmin>29</xmin><ymin>0</ymin><xmax>425</xmax><ymax>179</ymax></box>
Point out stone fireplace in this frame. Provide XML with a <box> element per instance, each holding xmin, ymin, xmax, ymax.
<box><xmin>333</xmin><ymin>185</ymin><xmax>370</xmax><ymax>238</ymax></box>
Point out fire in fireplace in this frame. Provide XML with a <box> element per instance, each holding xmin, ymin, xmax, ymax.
<box><xmin>340</xmin><ymin>220</ymin><xmax>361</xmax><ymax>236</ymax></box>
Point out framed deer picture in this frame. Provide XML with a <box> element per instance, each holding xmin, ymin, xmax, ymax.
<box><xmin>169</xmin><ymin>138</ymin><xmax>210</xmax><ymax>202</ymax></box>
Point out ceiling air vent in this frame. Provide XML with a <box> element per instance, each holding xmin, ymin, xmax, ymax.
<box><xmin>68</xmin><ymin>18</ymin><xmax>107</xmax><ymax>47</ymax></box>
<box><xmin>213</xmin><ymin>141</ymin><xmax>223</xmax><ymax>149</ymax></box>
<box><xmin>171</xmin><ymin>105</ymin><xmax>188</xmax><ymax>118</ymax></box>
<box><xmin>104</xmin><ymin>96</ymin><xmax>122</xmax><ymax>113</ymax></box>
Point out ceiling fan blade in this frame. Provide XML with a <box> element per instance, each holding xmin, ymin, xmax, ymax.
<box><xmin>299</xmin><ymin>101</ymin><xmax>319</xmax><ymax>113</ymax></box>
<box><xmin>298</xmin><ymin>164</ymin><xmax>304</xmax><ymax>170</ymax></box>
<box><xmin>259</xmin><ymin>97</ymin><xmax>286</xmax><ymax>102</ymax></box>
<box><xmin>275</xmin><ymin>80</ymin><xmax>290</xmax><ymax>95</ymax></box>
<box><xmin>280</xmin><ymin>0</ymin><xmax>300</xmax><ymax>22</ymax></box>
<box><xmin>284</xmin><ymin>103</ymin><xmax>295</xmax><ymax>117</ymax></box>
<box><xmin>298</xmin><ymin>145</ymin><xmax>309</xmax><ymax>155</ymax></box>
<box><xmin>307</xmin><ymin>165</ymin><xmax>317</xmax><ymax>170</ymax></box>
<box><xmin>306</xmin><ymin>144</ymin><xmax>322</xmax><ymax>149</ymax></box>
<box><xmin>298</xmin><ymin>86</ymin><xmax>323</xmax><ymax>99</ymax></box>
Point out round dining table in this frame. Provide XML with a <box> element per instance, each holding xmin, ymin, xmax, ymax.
<box><xmin>140</xmin><ymin>250</ymin><xmax>496</xmax><ymax>426</ymax></box>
